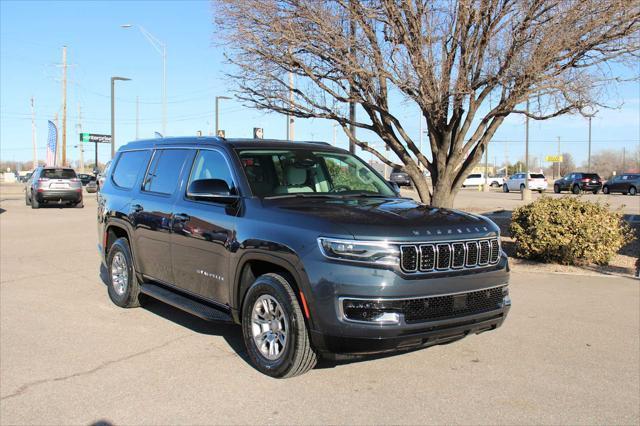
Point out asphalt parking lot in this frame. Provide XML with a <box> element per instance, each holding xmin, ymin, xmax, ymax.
<box><xmin>1</xmin><ymin>185</ymin><xmax>639</xmax><ymax>425</ymax></box>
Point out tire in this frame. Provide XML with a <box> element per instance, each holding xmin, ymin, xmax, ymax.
<box><xmin>241</xmin><ymin>273</ymin><xmax>317</xmax><ymax>378</ymax></box>
<box><xmin>519</xmin><ymin>184</ymin><xmax>525</xmax><ymax>192</ymax></box>
<box><xmin>503</xmin><ymin>184</ymin><xmax>509</xmax><ymax>193</ymax></box>
<box><xmin>553</xmin><ymin>184</ymin><xmax>560</xmax><ymax>194</ymax></box>
<box><xmin>31</xmin><ymin>194</ymin><xmax>40</xmax><ymax>209</ymax></box>
<box><xmin>572</xmin><ymin>184</ymin><xmax>580</xmax><ymax>194</ymax></box>
<box><xmin>106</xmin><ymin>238</ymin><xmax>141</xmax><ymax>308</ymax></box>
<box><xmin>603</xmin><ymin>186</ymin><xmax>609</xmax><ymax>194</ymax></box>
<box><xmin>75</xmin><ymin>199</ymin><xmax>84</xmax><ymax>208</ymax></box>
<box><xmin>491</xmin><ymin>182</ymin><xmax>500</xmax><ymax>188</ymax></box>
<box><xmin>630</xmin><ymin>186</ymin><xmax>637</xmax><ymax>196</ymax></box>
<box><xmin>25</xmin><ymin>191</ymin><xmax>30</xmax><ymax>205</ymax></box>
<box><xmin>538</xmin><ymin>190</ymin><xmax>544</xmax><ymax>194</ymax></box>
<box><xmin>592</xmin><ymin>189</ymin><xmax>599</xmax><ymax>194</ymax></box>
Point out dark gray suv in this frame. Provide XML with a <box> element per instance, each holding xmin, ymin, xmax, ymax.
<box><xmin>98</xmin><ymin>137</ymin><xmax>510</xmax><ymax>378</ymax></box>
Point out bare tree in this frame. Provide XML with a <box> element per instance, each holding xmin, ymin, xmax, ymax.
<box><xmin>214</xmin><ymin>0</ymin><xmax>639</xmax><ymax>207</ymax></box>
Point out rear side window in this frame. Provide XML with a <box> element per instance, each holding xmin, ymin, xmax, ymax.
<box><xmin>41</xmin><ymin>168</ymin><xmax>76</xmax><ymax>179</ymax></box>
<box><xmin>143</xmin><ymin>149</ymin><xmax>189</xmax><ymax>195</ymax></box>
<box><xmin>112</xmin><ymin>150</ymin><xmax>151</xmax><ymax>189</ymax></box>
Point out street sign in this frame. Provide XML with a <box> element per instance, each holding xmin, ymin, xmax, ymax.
<box><xmin>545</xmin><ymin>155</ymin><xmax>563</xmax><ymax>162</ymax></box>
<box><xmin>80</xmin><ymin>133</ymin><xmax>111</xmax><ymax>144</ymax></box>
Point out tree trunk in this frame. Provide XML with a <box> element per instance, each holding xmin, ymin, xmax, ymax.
<box><xmin>430</xmin><ymin>172</ymin><xmax>457</xmax><ymax>209</ymax></box>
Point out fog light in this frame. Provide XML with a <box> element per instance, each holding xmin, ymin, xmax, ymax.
<box><xmin>342</xmin><ymin>299</ymin><xmax>402</xmax><ymax>324</ymax></box>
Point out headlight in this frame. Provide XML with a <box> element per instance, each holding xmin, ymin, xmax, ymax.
<box><xmin>317</xmin><ymin>238</ymin><xmax>399</xmax><ymax>266</ymax></box>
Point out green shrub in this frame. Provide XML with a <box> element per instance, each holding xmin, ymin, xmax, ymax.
<box><xmin>509</xmin><ymin>197</ymin><xmax>634</xmax><ymax>265</ymax></box>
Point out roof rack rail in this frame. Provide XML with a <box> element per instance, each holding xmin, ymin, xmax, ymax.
<box><xmin>305</xmin><ymin>141</ymin><xmax>332</xmax><ymax>146</ymax></box>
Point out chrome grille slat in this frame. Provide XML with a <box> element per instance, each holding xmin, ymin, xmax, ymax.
<box><xmin>419</xmin><ymin>244</ymin><xmax>435</xmax><ymax>271</ymax></box>
<box><xmin>436</xmin><ymin>244</ymin><xmax>451</xmax><ymax>270</ymax></box>
<box><xmin>399</xmin><ymin>238</ymin><xmax>501</xmax><ymax>273</ymax></box>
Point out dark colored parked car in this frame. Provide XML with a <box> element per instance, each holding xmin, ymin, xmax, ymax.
<box><xmin>78</xmin><ymin>173</ymin><xmax>96</xmax><ymax>186</ymax></box>
<box><xmin>553</xmin><ymin>172</ymin><xmax>602</xmax><ymax>194</ymax></box>
<box><xmin>25</xmin><ymin>167</ymin><xmax>83</xmax><ymax>209</ymax></box>
<box><xmin>389</xmin><ymin>167</ymin><xmax>412</xmax><ymax>187</ymax></box>
<box><xmin>603</xmin><ymin>173</ymin><xmax>640</xmax><ymax>195</ymax></box>
<box><xmin>98</xmin><ymin>137</ymin><xmax>510</xmax><ymax>378</ymax></box>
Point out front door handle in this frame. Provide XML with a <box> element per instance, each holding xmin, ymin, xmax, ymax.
<box><xmin>173</xmin><ymin>213</ymin><xmax>190</xmax><ymax>222</ymax></box>
<box><xmin>131</xmin><ymin>203</ymin><xmax>143</xmax><ymax>213</ymax></box>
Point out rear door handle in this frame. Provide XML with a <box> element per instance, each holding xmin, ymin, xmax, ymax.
<box><xmin>131</xmin><ymin>203</ymin><xmax>143</xmax><ymax>213</ymax></box>
<box><xmin>173</xmin><ymin>213</ymin><xmax>190</xmax><ymax>222</ymax></box>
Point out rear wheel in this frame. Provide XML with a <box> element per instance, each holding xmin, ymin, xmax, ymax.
<box><xmin>75</xmin><ymin>199</ymin><xmax>84</xmax><ymax>208</ymax></box>
<box><xmin>538</xmin><ymin>190</ymin><xmax>544</xmax><ymax>194</ymax></box>
<box><xmin>25</xmin><ymin>191</ymin><xmax>30</xmax><ymax>205</ymax></box>
<box><xmin>572</xmin><ymin>184</ymin><xmax>580</xmax><ymax>194</ymax></box>
<box><xmin>520</xmin><ymin>184</ymin><xmax>525</xmax><ymax>192</ymax></box>
<box><xmin>107</xmin><ymin>238</ymin><xmax>141</xmax><ymax>308</ymax></box>
<box><xmin>553</xmin><ymin>184</ymin><xmax>560</xmax><ymax>194</ymax></box>
<box><xmin>630</xmin><ymin>186</ymin><xmax>637</xmax><ymax>196</ymax></box>
<box><xmin>592</xmin><ymin>189</ymin><xmax>599</xmax><ymax>194</ymax></box>
<box><xmin>30</xmin><ymin>194</ymin><xmax>40</xmax><ymax>209</ymax></box>
<box><xmin>603</xmin><ymin>186</ymin><xmax>610</xmax><ymax>194</ymax></box>
<box><xmin>502</xmin><ymin>184</ymin><xmax>509</xmax><ymax>193</ymax></box>
<box><xmin>241</xmin><ymin>273</ymin><xmax>317</xmax><ymax>378</ymax></box>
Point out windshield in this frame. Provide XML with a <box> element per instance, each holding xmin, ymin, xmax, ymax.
<box><xmin>237</xmin><ymin>149</ymin><xmax>395</xmax><ymax>198</ymax></box>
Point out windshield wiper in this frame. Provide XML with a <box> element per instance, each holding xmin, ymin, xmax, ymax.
<box><xmin>264</xmin><ymin>193</ymin><xmax>347</xmax><ymax>200</ymax></box>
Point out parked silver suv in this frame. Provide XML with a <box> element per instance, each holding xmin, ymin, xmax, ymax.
<box><xmin>25</xmin><ymin>167</ymin><xmax>83</xmax><ymax>209</ymax></box>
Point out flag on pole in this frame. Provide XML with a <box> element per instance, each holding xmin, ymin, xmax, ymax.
<box><xmin>46</xmin><ymin>120</ymin><xmax>58</xmax><ymax>167</ymax></box>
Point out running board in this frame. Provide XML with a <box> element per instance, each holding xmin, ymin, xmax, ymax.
<box><xmin>140</xmin><ymin>283</ymin><xmax>233</xmax><ymax>323</ymax></box>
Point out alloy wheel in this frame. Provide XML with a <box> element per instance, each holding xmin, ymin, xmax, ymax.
<box><xmin>251</xmin><ymin>295</ymin><xmax>288</xmax><ymax>360</ymax></box>
<box><xmin>111</xmin><ymin>252</ymin><xmax>128</xmax><ymax>296</ymax></box>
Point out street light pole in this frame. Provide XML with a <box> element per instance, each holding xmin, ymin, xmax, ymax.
<box><xmin>588</xmin><ymin>116</ymin><xmax>592</xmax><ymax>172</ymax></box>
<box><xmin>121</xmin><ymin>24</ymin><xmax>166</xmax><ymax>135</ymax></box>
<box><xmin>521</xmin><ymin>99</ymin><xmax>532</xmax><ymax>201</ymax></box>
<box><xmin>215</xmin><ymin>96</ymin><xmax>231</xmax><ymax>136</ymax></box>
<box><xmin>111</xmin><ymin>76</ymin><xmax>131</xmax><ymax>159</ymax></box>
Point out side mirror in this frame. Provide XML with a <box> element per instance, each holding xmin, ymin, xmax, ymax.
<box><xmin>388</xmin><ymin>180</ymin><xmax>401</xmax><ymax>196</ymax></box>
<box><xmin>187</xmin><ymin>179</ymin><xmax>239</xmax><ymax>203</ymax></box>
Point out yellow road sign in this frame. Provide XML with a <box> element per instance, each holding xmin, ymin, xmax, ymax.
<box><xmin>545</xmin><ymin>155</ymin><xmax>563</xmax><ymax>162</ymax></box>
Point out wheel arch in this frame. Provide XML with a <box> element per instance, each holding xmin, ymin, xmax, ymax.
<box><xmin>232</xmin><ymin>252</ymin><xmax>315</xmax><ymax>329</ymax></box>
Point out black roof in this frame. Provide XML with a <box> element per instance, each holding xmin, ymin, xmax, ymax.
<box><xmin>119</xmin><ymin>137</ymin><xmax>346</xmax><ymax>152</ymax></box>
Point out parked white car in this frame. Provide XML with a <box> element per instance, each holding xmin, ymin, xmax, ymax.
<box><xmin>462</xmin><ymin>173</ymin><xmax>504</xmax><ymax>188</ymax></box>
<box><xmin>502</xmin><ymin>173</ymin><xmax>548</xmax><ymax>193</ymax></box>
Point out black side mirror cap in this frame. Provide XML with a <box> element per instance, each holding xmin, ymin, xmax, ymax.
<box><xmin>187</xmin><ymin>179</ymin><xmax>239</xmax><ymax>203</ymax></box>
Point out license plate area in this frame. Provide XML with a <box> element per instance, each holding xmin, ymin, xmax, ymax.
<box><xmin>51</xmin><ymin>183</ymin><xmax>68</xmax><ymax>189</ymax></box>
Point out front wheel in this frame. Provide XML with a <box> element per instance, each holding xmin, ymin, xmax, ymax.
<box><xmin>553</xmin><ymin>184</ymin><xmax>560</xmax><ymax>194</ymax></box>
<box><xmin>592</xmin><ymin>189</ymin><xmax>599</xmax><ymax>194</ymax></box>
<box><xmin>503</xmin><ymin>184</ymin><xmax>509</xmax><ymax>193</ymax></box>
<box><xmin>520</xmin><ymin>184</ymin><xmax>525</xmax><ymax>192</ymax></box>
<box><xmin>242</xmin><ymin>273</ymin><xmax>317</xmax><ymax>378</ymax></box>
<box><xmin>603</xmin><ymin>186</ymin><xmax>610</xmax><ymax>194</ymax></box>
<box><xmin>630</xmin><ymin>186</ymin><xmax>637</xmax><ymax>196</ymax></box>
<box><xmin>572</xmin><ymin>184</ymin><xmax>580</xmax><ymax>194</ymax></box>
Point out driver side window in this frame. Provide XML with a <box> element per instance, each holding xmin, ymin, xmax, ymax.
<box><xmin>188</xmin><ymin>150</ymin><xmax>236</xmax><ymax>195</ymax></box>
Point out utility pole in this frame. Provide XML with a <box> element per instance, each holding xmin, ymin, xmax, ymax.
<box><xmin>288</xmin><ymin>71</ymin><xmax>295</xmax><ymax>141</ymax></box>
<box><xmin>215</xmin><ymin>96</ymin><xmax>231</xmax><ymax>136</ymax></box>
<box><xmin>557</xmin><ymin>136</ymin><xmax>561</xmax><ymax>179</ymax></box>
<box><xmin>135</xmin><ymin>96</ymin><xmax>139</xmax><ymax>140</ymax></box>
<box><xmin>111</xmin><ymin>76</ymin><xmax>131</xmax><ymax>159</ymax></box>
<box><xmin>348</xmin><ymin>16</ymin><xmax>356</xmax><ymax>154</ymax></box>
<box><xmin>77</xmin><ymin>103</ymin><xmax>84</xmax><ymax>172</ymax></box>
<box><xmin>54</xmin><ymin>112</ymin><xmax>59</xmax><ymax>166</ymax></box>
<box><xmin>522</xmin><ymin>99</ymin><xmax>531</xmax><ymax>201</ymax></box>
<box><xmin>587</xmin><ymin>116</ymin><xmax>592</xmax><ymax>172</ymax></box>
<box><xmin>483</xmin><ymin>141</ymin><xmax>489</xmax><ymax>192</ymax></box>
<box><xmin>332</xmin><ymin>123</ymin><xmax>337</xmax><ymax>146</ymax></box>
<box><xmin>30</xmin><ymin>97</ymin><xmax>37</xmax><ymax>170</ymax></box>
<box><xmin>61</xmin><ymin>46</ymin><xmax>68</xmax><ymax>166</ymax></box>
<box><xmin>622</xmin><ymin>146</ymin><xmax>626</xmax><ymax>172</ymax></box>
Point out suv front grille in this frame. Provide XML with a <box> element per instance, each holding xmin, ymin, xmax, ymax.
<box><xmin>400</xmin><ymin>238</ymin><xmax>500</xmax><ymax>273</ymax></box>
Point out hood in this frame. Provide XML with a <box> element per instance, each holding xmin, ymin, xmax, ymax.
<box><xmin>264</xmin><ymin>197</ymin><xmax>498</xmax><ymax>241</ymax></box>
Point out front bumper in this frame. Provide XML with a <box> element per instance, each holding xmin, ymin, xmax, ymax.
<box><xmin>36</xmin><ymin>189</ymin><xmax>82</xmax><ymax>202</ymax></box>
<box><xmin>302</xmin><ymin>251</ymin><xmax>510</xmax><ymax>355</ymax></box>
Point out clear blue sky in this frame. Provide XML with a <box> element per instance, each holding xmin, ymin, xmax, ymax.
<box><xmin>1</xmin><ymin>0</ymin><xmax>639</xmax><ymax>168</ymax></box>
